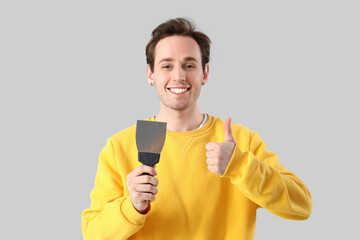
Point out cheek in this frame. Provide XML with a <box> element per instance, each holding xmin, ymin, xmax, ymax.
<box><xmin>154</xmin><ymin>83</ymin><xmax>167</xmax><ymax>96</ymax></box>
<box><xmin>154</xmin><ymin>73</ymin><xmax>169</xmax><ymax>84</ymax></box>
<box><xmin>189</xmin><ymin>71</ymin><xmax>204</xmax><ymax>81</ymax></box>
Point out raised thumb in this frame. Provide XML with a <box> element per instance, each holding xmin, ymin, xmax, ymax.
<box><xmin>224</xmin><ymin>117</ymin><xmax>235</xmax><ymax>143</ymax></box>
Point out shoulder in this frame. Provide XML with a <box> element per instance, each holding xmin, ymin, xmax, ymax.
<box><xmin>107</xmin><ymin>124</ymin><xmax>137</xmax><ymax>147</ymax></box>
<box><xmin>209</xmin><ymin>115</ymin><xmax>256</xmax><ymax>148</ymax></box>
<box><xmin>210</xmin><ymin>115</ymin><xmax>254</xmax><ymax>135</ymax></box>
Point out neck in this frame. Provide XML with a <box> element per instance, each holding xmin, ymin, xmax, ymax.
<box><xmin>156</xmin><ymin>103</ymin><xmax>204</xmax><ymax>132</ymax></box>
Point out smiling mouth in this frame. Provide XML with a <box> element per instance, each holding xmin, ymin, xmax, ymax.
<box><xmin>168</xmin><ymin>87</ymin><xmax>190</xmax><ymax>94</ymax></box>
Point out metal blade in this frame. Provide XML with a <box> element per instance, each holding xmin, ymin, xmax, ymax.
<box><xmin>136</xmin><ymin>120</ymin><xmax>167</xmax><ymax>154</ymax></box>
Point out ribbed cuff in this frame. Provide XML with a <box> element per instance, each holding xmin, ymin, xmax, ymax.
<box><xmin>121</xmin><ymin>197</ymin><xmax>148</xmax><ymax>226</ymax></box>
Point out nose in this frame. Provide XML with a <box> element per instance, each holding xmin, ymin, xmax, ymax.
<box><xmin>172</xmin><ymin>65</ymin><xmax>186</xmax><ymax>82</ymax></box>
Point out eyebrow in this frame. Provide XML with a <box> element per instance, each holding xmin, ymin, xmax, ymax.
<box><xmin>184</xmin><ymin>57</ymin><xmax>199</xmax><ymax>63</ymax></box>
<box><xmin>158</xmin><ymin>58</ymin><xmax>173</xmax><ymax>64</ymax></box>
<box><xmin>158</xmin><ymin>57</ymin><xmax>199</xmax><ymax>64</ymax></box>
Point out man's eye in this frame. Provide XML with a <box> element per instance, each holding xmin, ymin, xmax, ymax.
<box><xmin>162</xmin><ymin>65</ymin><xmax>171</xmax><ymax>69</ymax></box>
<box><xmin>186</xmin><ymin>65</ymin><xmax>194</xmax><ymax>68</ymax></box>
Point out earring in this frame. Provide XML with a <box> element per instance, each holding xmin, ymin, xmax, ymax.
<box><xmin>201</xmin><ymin>82</ymin><xmax>205</xmax><ymax>86</ymax></box>
<box><xmin>150</xmin><ymin>82</ymin><xmax>155</xmax><ymax>86</ymax></box>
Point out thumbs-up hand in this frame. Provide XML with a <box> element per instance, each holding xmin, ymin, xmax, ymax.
<box><xmin>205</xmin><ymin>118</ymin><xmax>236</xmax><ymax>176</ymax></box>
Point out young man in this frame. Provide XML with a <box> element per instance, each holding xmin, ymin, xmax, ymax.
<box><xmin>82</xmin><ymin>18</ymin><xmax>312</xmax><ymax>239</ymax></box>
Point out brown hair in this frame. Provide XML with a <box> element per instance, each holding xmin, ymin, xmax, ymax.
<box><xmin>146</xmin><ymin>17</ymin><xmax>211</xmax><ymax>72</ymax></box>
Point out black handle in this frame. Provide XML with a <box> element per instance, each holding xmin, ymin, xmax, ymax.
<box><xmin>138</xmin><ymin>152</ymin><xmax>160</xmax><ymax>166</ymax></box>
<box><xmin>138</xmin><ymin>152</ymin><xmax>160</xmax><ymax>176</ymax></box>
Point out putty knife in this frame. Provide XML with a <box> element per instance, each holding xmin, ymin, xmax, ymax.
<box><xmin>136</xmin><ymin>120</ymin><xmax>167</xmax><ymax>169</ymax></box>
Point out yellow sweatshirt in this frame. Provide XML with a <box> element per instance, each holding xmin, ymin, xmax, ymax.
<box><xmin>82</xmin><ymin>115</ymin><xmax>312</xmax><ymax>240</ymax></box>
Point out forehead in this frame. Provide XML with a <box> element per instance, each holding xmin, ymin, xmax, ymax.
<box><xmin>154</xmin><ymin>35</ymin><xmax>202</xmax><ymax>63</ymax></box>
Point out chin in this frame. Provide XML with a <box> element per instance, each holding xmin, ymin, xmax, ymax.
<box><xmin>167</xmin><ymin>102</ymin><xmax>195</xmax><ymax>111</ymax></box>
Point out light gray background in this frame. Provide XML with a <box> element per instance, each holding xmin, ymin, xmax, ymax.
<box><xmin>1</xmin><ymin>0</ymin><xmax>359</xmax><ymax>239</ymax></box>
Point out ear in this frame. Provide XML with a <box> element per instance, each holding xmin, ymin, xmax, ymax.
<box><xmin>202</xmin><ymin>63</ymin><xmax>209</xmax><ymax>85</ymax></box>
<box><xmin>147</xmin><ymin>64</ymin><xmax>154</xmax><ymax>84</ymax></box>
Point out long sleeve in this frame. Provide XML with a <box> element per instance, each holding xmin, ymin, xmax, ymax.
<box><xmin>222</xmin><ymin>131</ymin><xmax>312</xmax><ymax>220</ymax></box>
<box><xmin>82</xmin><ymin>138</ymin><xmax>147</xmax><ymax>240</ymax></box>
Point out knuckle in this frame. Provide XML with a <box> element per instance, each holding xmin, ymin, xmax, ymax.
<box><xmin>137</xmin><ymin>165</ymin><xmax>145</xmax><ymax>173</ymax></box>
<box><xmin>154</xmin><ymin>178</ymin><xmax>159</xmax><ymax>186</ymax></box>
<box><xmin>145</xmin><ymin>185</ymin><xmax>153</xmax><ymax>192</ymax></box>
<box><xmin>126</xmin><ymin>173</ymin><xmax>132</xmax><ymax>181</ymax></box>
<box><xmin>149</xmin><ymin>194</ymin><xmax>156</xmax><ymax>202</ymax></box>
<box><xmin>126</xmin><ymin>179</ymin><xmax>132</xmax><ymax>188</ymax></box>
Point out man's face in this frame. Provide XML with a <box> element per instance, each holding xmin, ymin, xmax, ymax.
<box><xmin>147</xmin><ymin>35</ymin><xmax>209</xmax><ymax>111</ymax></box>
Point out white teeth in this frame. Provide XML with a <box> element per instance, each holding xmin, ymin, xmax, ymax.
<box><xmin>169</xmin><ymin>88</ymin><xmax>188</xmax><ymax>93</ymax></box>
